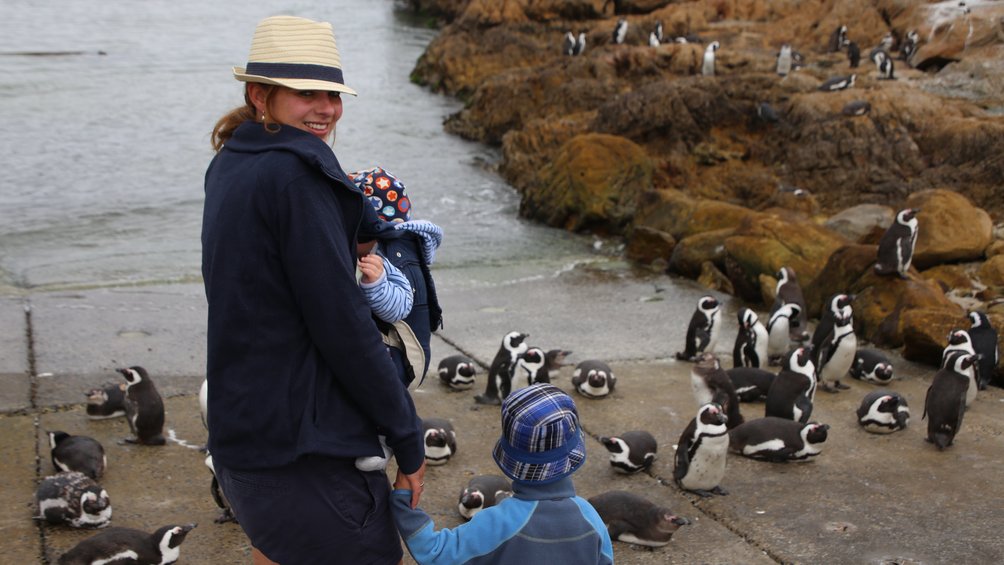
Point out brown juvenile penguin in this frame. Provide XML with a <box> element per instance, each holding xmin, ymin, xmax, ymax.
<box><xmin>690</xmin><ymin>353</ymin><xmax>744</xmax><ymax>429</ymax></box>
<box><xmin>119</xmin><ymin>366</ymin><xmax>165</xmax><ymax>445</ymax></box>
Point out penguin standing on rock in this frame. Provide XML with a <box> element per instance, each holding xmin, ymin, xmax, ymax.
<box><xmin>924</xmin><ymin>351</ymin><xmax>977</xmax><ymax>449</ymax></box>
<box><xmin>842</xmin><ymin>100</ymin><xmax>871</xmax><ymax>117</ymax></box>
<box><xmin>85</xmin><ymin>383</ymin><xmax>127</xmax><ymax>420</ymax></box>
<box><xmin>690</xmin><ymin>352</ymin><xmax>744</xmax><ymax>428</ymax></box>
<box><xmin>588</xmin><ymin>491</ymin><xmax>690</xmax><ymax>547</ymax></box>
<box><xmin>674</xmin><ymin>403</ymin><xmax>730</xmax><ymax>497</ymax></box>
<box><xmin>599</xmin><ymin>431</ymin><xmax>657</xmax><ymax>474</ymax></box>
<box><xmin>849</xmin><ymin>349</ymin><xmax>894</xmax><ymax>383</ymax></box>
<box><xmin>857</xmin><ymin>390</ymin><xmax>910</xmax><ymax>433</ymax></box>
<box><xmin>727</xmin><ymin>367</ymin><xmax>775</xmax><ymax>402</ymax></box>
<box><xmin>967</xmin><ymin>311</ymin><xmax>999</xmax><ymax>389</ymax></box>
<box><xmin>49</xmin><ymin>431</ymin><xmax>106</xmax><ymax>480</ymax></box>
<box><xmin>728</xmin><ymin>418</ymin><xmax>829</xmax><ymax>462</ymax></box>
<box><xmin>612</xmin><ymin>19</ymin><xmax>628</xmax><ymax>45</ymax></box>
<box><xmin>702</xmin><ymin>41</ymin><xmax>720</xmax><ymax>76</ymax></box>
<box><xmin>119</xmin><ymin>366</ymin><xmax>165</xmax><ymax>445</ymax></box>
<box><xmin>475</xmin><ymin>331</ymin><xmax>529</xmax><ymax>405</ymax></box>
<box><xmin>58</xmin><ymin>523</ymin><xmax>197</xmax><ymax>565</ymax></box>
<box><xmin>765</xmin><ymin>347</ymin><xmax>816</xmax><ymax>423</ymax></box>
<box><xmin>457</xmin><ymin>475</ymin><xmax>512</xmax><ymax>520</ymax></box>
<box><xmin>828</xmin><ymin>24</ymin><xmax>848</xmax><ymax>52</ymax></box>
<box><xmin>422</xmin><ymin>417</ymin><xmax>458</xmax><ymax>466</ymax></box>
<box><xmin>571</xmin><ymin>359</ymin><xmax>617</xmax><ymax>398</ymax></box>
<box><xmin>438</xmin><ymin>354</ymin><xmax>479</xmax><ymax>391</ymax></box>
<box><xmin>733</xmin><ymin>308</ymin><xmax>768</xmax><ymax>369</ymax></box>
<box><xmin>767</xmin><ymin>303</ymin><xmax>802</xmax><ymax>365</ymax></box>
<box><xmin>563</xmin><ymin>31</ymin><xmax>577</xmax><ymax>56</ymax></box>
<box><xmin>875</xmin><ymin>208</ymin><xmax>919</xmax><ymax>278</ymax></box>
<box><xmin>814</xmin><ymin>314</ymin><xmax>857</xmax><ymax>393</ymax></box>
<box><xmin>873</xmin><ymin>50</ymin><xmax>895</xmax><ymax>79</ymax></box>
<box><xmin>771</xmin><ymin>267</ymin><xmax>809</xmax><ymax>341</ymax></box>
<box><xmin>676</xmin><ymin>295</ymin><xmax>721</xmax><ymax>361</ymax></box>
<box><xmin>776</xmin><ymin>44</ymin><xmax>793</xmax><ymax>76</ymax></box>
<box><xmin>811</xmin><ymin>293</ymin><xmax>854</xmax><ymax>355</ymax></box>
<box><xmin>35</xmin><ymin>471</ymin><xmax>112</xmax><ymax>529</ymax></box>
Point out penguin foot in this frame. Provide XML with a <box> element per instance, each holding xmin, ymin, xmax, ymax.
<box><xmin>474</xmin><ymin>394</ymin><xmax>501</xmax><ymax>406</ymax></box>
<box><xmin>834</xmin><ymin>381</ymin><xmax>851</xmax><ymax>390</ymax></box>
<box><xmin>687</xmin><ymin>488</ymin><xmax>716</xmax><ymax>498</ymax></box>
<box><xmin>819</xmin><ymin>383</ymin><xmax>840</xmax><ymax>394</ymax></box>
<box><xmin>214</xmin><ymin>510</ymin><xmax>238</xmax><ymax>524</ymax></box>
<box><xmin>711</xmin><ymin>486</ymin><xmax>729</xmax><ymax>496</ymax></box>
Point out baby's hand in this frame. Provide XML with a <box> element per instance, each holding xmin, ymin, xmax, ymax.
<box><xmin>358</xmin><ymin>254</ymin><xmax>384</xmax><ymax>284</ymax></box>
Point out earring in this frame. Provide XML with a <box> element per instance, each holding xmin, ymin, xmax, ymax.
<box><xmin>260</xmin><ymin>113</ymin><xmax>266</xmax><ymax>122</ymax></box>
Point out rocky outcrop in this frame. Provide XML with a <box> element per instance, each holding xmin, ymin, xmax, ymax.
<box><xmin>907</xmin><ymin>189</ymin><xmax>994</xmax><ymax>269</ymax></box>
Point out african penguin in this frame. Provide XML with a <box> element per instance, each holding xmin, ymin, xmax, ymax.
<box><xmin>702</xmin><ymin>41</ymin><xmax>720</xmax><ymax>76</ymax></box>
<box><xmin>941</xmin><ymin>334</ymin><xmax>979</xmax><ymax>407</ymax></box>
<box><xmin>57</xmin><ymin>523</ymin><xmax>197</xmax><ymax>565</ymax></box>
<box><xmin>815</xmin><ymin>314</ymin><xmax>857</xmax><ymax>393</ymax></box>
<box><xmin>849</xmin><ymin>348</ymin><xmax>894</xmax><ymax>383</ymax></box>
<box><xmin>967</xmin><ymin>311</ymin><xmax>999</xmax><ymax>390</ymax></box>
<box><xmin>34</xmin><ymin>471</ymin><xmax>111</xmax><ymax>529</ymax></box>
<box><xmin>599</xmin><ymin>430</ymin><xmax>657</xmax><ymax>474</ymax></box>
<box><xmin>544</xmin><ymin>349</ymin><xmax>573</xmax><ymax>377</ymax></box>
<box><xmin>199</xmin><ymin>378</ymin><xmax>208</xmax><ymax>431</ymax></box>
<box><xmin>649</xmin><ymin>31</ymin><xmax>660</xmax><ymax>47</ymax></box>
<box><xmin>505</xmin><ymin>346</ymin><xmax>548</xmax><ymax>398</ymax></box>
<box><xmin>818</xmin><ymin>74</ymin><xmax>856</xmax><ymax>92</ymax></box>
<box><xmin>563</xmin><ymin>31</ymin><xmax>576</xmax><ymax>56</ymax></box>
<box><xmin>676</xmin><ymin>295</ymin><xmax>721</xmax><ymax>361</ymax></box>
<box><xmin>776</xmin><ymin>44</ymin><xmax>793</xmax><ymax>76</ymax></box>
<box><xmin>422</xmin><ymin>417</ymin><xmax>458</xmax><ymax>466</ymax></box>
<box><xmin>765</xmin><ymin>347</ymin><xmax>816</xmax><ymax>423</ymax></box>
<box><xmin>771</xmin><ymin>267</ymin><xmax>809</xmax><ymax>341</ymax></box>
<box><xmin>457</xmin><ymin>475</ymin><xmax>512</xmax><ymax>520</ymax></box>
<box><xmin>756</xmin><ymin>102</ymin><xmax>781</xmax><ymax>125</ymax></box>
<box><xmin>873</xmin><ymin>49</ymin><xmax>895</xmax><ymax>79</ymax></box>
<box><xmin>85</xmin><ymin>383</ymin><xmax>127</xmax><ymax>420</ymax></box>
<box><xmin>674</xmin><ymin>403</ymin><xmax>730</xmax><ymax>497</ymax></box>
<box><xmin>475</xmin><ymin>331</ymin><xmax>529</xmax><ymax>405</ymax></box>
<box><xmin>204</xmin><ymin>454</ymin><xmax>236</xmax><ymax>524</ymax></box>
<box><xmin>726</xmin><ymin>367</ymin><xmax>775</xmax><ymax>402</ymax></box>
<box><xmin>728</xmin><ymin>417</ymin><xmax>829</xmax><ymax>462</ymax></box>
<box><xmin>828</xmin><ymin>24</ymin><xmax>848</xmax><ymax>52</ymax></box>
<box><xmin>733</xmin><ymin>308</ymin><xmax>768</xmax><ymax>369</ymax></box>
<box><xmin>875</xmin><ymin>208</ymin><xmax>919</xmax><ymax>278</ymax></box>
<box><xmin>438</xmin><ymin>354</ymin><xmax>479</xmax><ymax>391</ymax></box>
<box><xmin>654</xmin><ymin>21</ymin><xmax>664</xmax><ymax>44</ymax></box>
<box><xmin>811</xmin><ymin>293</ymin><xmax>854</xmax><ymax>355</ymax></box>
<box><xmin>924</xmin><ymin>351</ymin><xmax>976</xmax><ymax>449</ymax></box>
<box><xmin>587</xmin><ymin>491</ymin><xmax>690</xmax><ymax>547</ymax></box>
<box><xmin>767</xmin><ymin>303</ymin><xmax>802</xmax><ymax>365</ymax></box>
<box><xmin>690</xmin><ymin>352</ymin><xmax>744</xmax><ymax>428</ymax></box>
<box><xmin>571</xmin><ymin>359</ymin><xmax>617</xmax><ymax>398</ymax></box>
<box><xmin>842</xmin><ymin>100</ymin><xmax>871</xmax><ymax>117</ymax></box>
<box><xmin>847</xmin><ymin>41</ymin><xmax>861</xmax><ymax>68</ymax></box>
<box><xmin>900</xmin><ymin>30</ymin><xmax>919</xmax><ymax>64</ymax></box>
<box><xmin>49</xmin><ymin>431</ymin><xmax>106</xmax><ymax>480</ymax></box>
<box><xmin>856</xmin><ymin>390</ymin><xmax>910</xmax><ymax>433</ymax></box>
<box><xmin>119</xmin><ymin>366</ymin><xmax>165</xmax><ymax>445</ymax></box>
<box><xmin>612</xmin><ymin>19</ymin><xmax>628</xmax><ymax>45</ymax></box>
<box><xmin>574</xmin><ymin>32</ymin><xmax>587</xmax><ymax>55</ymax></box>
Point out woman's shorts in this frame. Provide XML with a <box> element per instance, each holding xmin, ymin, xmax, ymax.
<box><xmin>216</xmin><ymin>455</ymin><xmax>403</xmax><ymax>564</ymax></box>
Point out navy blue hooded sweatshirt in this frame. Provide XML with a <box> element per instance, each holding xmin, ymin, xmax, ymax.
<box><xmin>202</xmin><ymin>121</ymin><xmax>424</xmax><ymax>474</ymax></box>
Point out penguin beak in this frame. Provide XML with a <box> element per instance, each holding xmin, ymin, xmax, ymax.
<box><xmin>181</xmin><ymin>523</ymin><xmax>197</xmax><ymax>533</ymax></box>
<box><xmin>671</xmin><ymin>515</ymin><xmax>691</xmax><ymax>526</ymax></box>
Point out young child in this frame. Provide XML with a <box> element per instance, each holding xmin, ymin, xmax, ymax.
<box><xmin>391</xmin><ymin>383</ymin><xmax>614</xmax><ymax>564</ymax></box>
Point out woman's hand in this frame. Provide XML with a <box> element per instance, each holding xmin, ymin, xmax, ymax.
<box><xmin>394</xmin><ymin>461</ymin><xmax>427</xmax><ymax>509</ymax></box>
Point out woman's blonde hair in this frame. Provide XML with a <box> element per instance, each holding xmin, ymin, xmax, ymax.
<box><xmin>210</xmin><ymin>85</ymin><xmax>278</xmax><ymax>152</ymax></box>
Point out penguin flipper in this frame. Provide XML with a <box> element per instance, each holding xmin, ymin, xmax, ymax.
<box><xmin>922</xmin><ymin>384</ymin><xmax>932</xmax><ymax>421</ymax></box>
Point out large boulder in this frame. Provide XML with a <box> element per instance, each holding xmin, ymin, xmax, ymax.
<box><xmin>907</xmin><ymin>189</ymin><xmax>993</xmax><ymax>269</ymax></box>
<box><xmin>824</xmin><ymin>204</ymin><xmax>895</xmax><ymax>245</ymax></box>
<box><xmin>634</xmin><ymin>190</ymin><xmax>762</xmax><ymax>240</ymax></box>
<box><xmin>668</xmin><ymin>228</ymin><xmax>734</xmax><ymax>279</ymax></box>
<box><xmin>901</xmin><ymin>308</ymin><xmax>970</xmax><ymax>366</ymax></box>
<box><xmin>522</xmin><ymin>133</ymin><xmax>653</xmax><ymax>233</ymax></box>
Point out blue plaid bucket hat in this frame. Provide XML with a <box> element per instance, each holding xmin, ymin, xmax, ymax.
<box><xmin>351</xmin><ymin>166</ymin><xmax>412</xmax><ymax>223</ymax></box>
<box><xmin>492</xmin><ymin>384</ymin><xmax>587</xmax><ymax>485</ymax></box>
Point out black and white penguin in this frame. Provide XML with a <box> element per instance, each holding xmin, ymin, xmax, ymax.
<box><xmin>857</xmin><ymin>390</ymin><xmax>910</xmax><ymax>433</ymax></box>
<box><xmin>563</xmin><ymin>31</ymin><xmax>576</xmax><ymax>56</ymax></box>
<box><xmin>828</xmin><ymin>24</ymin><xmax>848</xmax><ymax>52</ymax></box>
<box><xmin>676</xmin><ymin>295</ymin><xmax>722</xmax><ymax>361</ymax></box>
<box><xmin>544</xmin><ymin>349</ymin><xmax>573</xmax><ymax>378</ymax></box>
<box><xmin>612</xmin><ymin>19</ymin><xmax>628</xmax><ymax>45</ymax></box>
<box><xmin>422</xmin><ymin>417</ymin><xmax>458</xmax><ymax>466</ymax></box>
<box><xmin>771</xmin><ymin>267</ymin><xmax>809</xmax><ymax>341</ymax></box>
<box><xmin>85</xmin><ymin>383</ymin><xmax>127</xmax><ymax>420</ymax></box>
<box><xmin>873</xmin><ymin>49</ymin><xmax>895</xmax><ymax>79</ymax></box>
<box><xmin>203</xmin><ymin>454</ymin><xmax>236</xmax><ymax>524</ymax></box>
<box><xmin>811</xmin><ymin>293</ymin><xmax>854</xmax><ymax>355</ymax></box>
<box><xmin>587</xmin><ymin>490</ymin><xmax>690</xmax><ymax>547</ymax></box>
<box><xmin>767</xmin><ymin>303</ymin><xmax>802</xmax><ymax>365</ymax></box>
<box><xmin>457</xmin><ymin>475</ymin><xmax>512</xmax><ymax>520</ymax></box>
<box><xmin>815</xmin><ymin>314</ymin><xmax>857</xmax><ymax>393</ymax></box>
<box><xmin>674</xmin><ymin>403</ymin><xmax>730</xmax><ymax>497</ymax></box>
<box><xmin>941</xmin><ymin>333</ymin><xmax>979</xmax><ymax>407</ymax></box>
<box><xmin>648</xmin><ymin>31</ymin><xmax>660</xmax><ymax>47</ymax></box>
<box><xmin>728</xmin><ymin>417</ymin><xmax>829</xmax><ymax>462</ymax></box>
<box><xmin>727</xmin><ymin>367</ymin><xmax>775</xmax><ymax>402</ymax></box>
<box><xmin>571</xmin><ymin>359</ymin><xmax>617</xmax><ymax>398</ymax></box>
<box><xmin>599</xmin><ymin>430</ymin><xmax>657</xmax><ymax>474</ymax></box>
<box><xmin>967</xmin><ymin>311</ymin><xmax>999</xmax><ymax>390</ymax></box>
<box><xmin>690</xmin><ymin>352</ymin><xmax>744</xmax><ymax>428</ymax></box>
<box><xmin>49</xmin><ymin>431</ymin><xmax>106</xmax><ymax>480</ymax></box>
<box><xmin>58</xmin><ymin>523</ymin><xmax>197</xmax><ymax>565</ymax></box>
<box><xmin>733</xmin><ymin>308</ymin><xmax>769</xmax><ymax>369</ymax></box>
<box><xmin>505</xmin><ymin>347</ymin><xmax>548</xmax><ymax>398</ymax></box>
<box><xmin>35</xmin><ymin>471</ymin><xmax>112</xmax><ymax>529</ymax></box>
<box><xmin>900</xmin><ymin>30</ymin><xmax>919</xmax><ymax>64</ymax></box>
<box><xmin>702</xmin><ymin>41</ymin><xmax>720</xmax><ymax>76</ymax></box>
<box><xmin>765</xmin><ymin>347</ymin><xmax>816</xmax><ymax>423</ymax></box>
<box><xmin>653</xmin><ymin>20</ymin><xmax>664</xmax><ymax>44</ymax></box>
<box><xmin>574</xmin><ymin>32</ymin><xmax>587</xmax><ymax>55</ymax></box>
<box><xmin>438</xmin><ymin>354</ymin><xmax>479</xmax><ymax>391</ymax></box>
<box><xmin>849</xmin><ymin>348</ymin><xmax>894</xmax><ymax>383</ymax></box>
<box><xmin>847</xmin><ymin>41</ymin><xmax>861</xmax><ymax>68</ymax></box>
<box><xmin>756</xmin><ymin>102</ymin><xmax>781</xmax><ymax>126</ymax></box>
<box><xmin>942</xmin><ymin>328</ymin><xmax>976</xmax><ymax>363</ymax></box>
<box><xmin>875</xmin><ymin>208</ymin><xmax>920</xmax><ymax>278</ymax></box>
<box><xmin>776</xmin><ymin>44</ymin><xmax>793</xmax><ymax>76</ymax></box>
<box><xmin>475</xmin><ymin>331</ymin><xmax>529</xmax><ymax>405</ymax></box>
<box><xmin>842</xmin><ymin>100</ymin><xmax>871</xmax><ymax>117</ymax></box>
<box><xmin>924</xmin><ymin>351</ymin><xmax>977</xmax><ymax>449</ymax></box>
<box><xmin>198</xmin><ymin>378</ymin><xmax>208</xmax><ymax>431</ymax></box>
<box><xmin>819</xmin><ymin>74</ymin><xmax>856</xmax><ymax>92</ymax></box>
<box><xmin>118</xmin><ymin>366</ymin><xmax>165</xmax><ymax>445</ymax></box>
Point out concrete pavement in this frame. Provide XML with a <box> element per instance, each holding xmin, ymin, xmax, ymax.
<box><xmin>2</xmin><ymin>263</ymin><xmax>1003</xmax><ymax>564</ymax></box>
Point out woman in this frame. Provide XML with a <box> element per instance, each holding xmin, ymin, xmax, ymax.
<box><xmin>202</xmin><ymin>15</ymin><xmax>426</xmax><ymax>564</ymax></box>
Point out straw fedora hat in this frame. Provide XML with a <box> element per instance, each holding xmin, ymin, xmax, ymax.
<box><xmin>233</xmin><ymin>15</ymin><xmax>357</xmax><ymax>95</ymax></box>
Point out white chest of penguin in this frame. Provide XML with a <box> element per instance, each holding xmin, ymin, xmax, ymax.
<box><xmin>682</xmin><ymin>434</ymin><xmax>729</xmax><ymax>489</ymax></box>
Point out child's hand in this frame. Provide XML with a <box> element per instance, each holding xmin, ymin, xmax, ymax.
<box><xmin>358</xmin><ymin>254</ymin><xmax>384</xmax><ymax>284</ymax></box>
